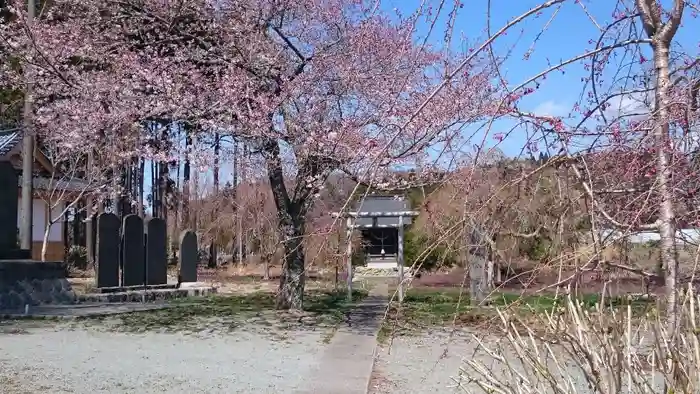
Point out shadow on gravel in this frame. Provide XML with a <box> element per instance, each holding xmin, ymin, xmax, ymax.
<box><xmin>0</xmin><ymin>319</ymin><xmax>53</xmax><ymax>335</ymax></box>
<box><xmin>338</xmin><ymin>294</ymin><xmax>386</xmax><ymax>337</ymax></box>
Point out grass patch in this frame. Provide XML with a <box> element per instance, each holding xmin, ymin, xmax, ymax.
<box><xmin>78</xmin><ymin>289</ymin><xmax>368</xmax><ymax>334</ymax></box>
<box><xmin>379</xmin><ymin>287</ymin><xmax>655</xmax><ymax>342</ymax></box>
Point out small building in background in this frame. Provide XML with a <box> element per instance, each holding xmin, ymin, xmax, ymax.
<box><xmin>353</xmin><ymin>195</ymin><xmax>413</xmax><ymax>269</ymax></box>
<box><xmin>0</xmin><ymin>129</ymin><xmax>89</xmax><ymax>261</ymax></box>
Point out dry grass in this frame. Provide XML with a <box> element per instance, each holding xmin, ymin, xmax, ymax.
<box><xmin>459</xmin><ymin>285</ymin><xmax>700</xmax><ymax>393</ymax></box>
<box><xmin>67</xmin><ymin>262</ymin><xmax>343</xmax><ymax>296</ymax></box>
<box><xmin>198</xmin><ymin>264</ymin><xmax>341</xmax><ymax>293</ymax></box>
<box><xmin>68</xmin><ymin>277</ymin><xmax>97</xmax><ymax>295</ymax></box>
<box><xmin>378</xmin><ymin>286</ymin><xmax>655</xmax><ymax>342</ymax></box>
<box><xmin>405</xmin><ymin>242</ymin><xmax>699</xmax><ymax>299</ymax></box>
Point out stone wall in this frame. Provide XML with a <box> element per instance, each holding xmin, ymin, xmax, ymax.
<box><xmin>0</xmin><ymin>260</ymin><xmax>76</xmax><ymax>310</ymax></box>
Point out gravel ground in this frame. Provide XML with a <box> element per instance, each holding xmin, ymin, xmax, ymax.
<box><xmin>369</xmin><ymin>330</ymin><xmax>665</xmax><ymax>394</ymax></box>
<box><xmin>0</xmin><ymin>322</ymin><xmax>327</xmax><ymax>394</ymax></box>
<box><xmin>369</xmin><ymin>331</ymin><xmax>475</xmax><ymax>394</ymax></box>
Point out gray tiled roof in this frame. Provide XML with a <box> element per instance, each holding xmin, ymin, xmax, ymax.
<box><xmin>353</xmin><ymin>195</ymin><xmax>413</xmax><ymax>226</ymax></box>
<box><xmin>0</xmin><ymin>128</ymin><xmax>21</xmax><ymax>157</ymax></box>
<box><xmin>1</xmin><ymin>128</ymin><xmax>93</xmax><ymax>192</ymax></box>
<box><xmin>18</xmin><ymin>175</ymin><xmax>94</xmax><ymax>192</ymax></box>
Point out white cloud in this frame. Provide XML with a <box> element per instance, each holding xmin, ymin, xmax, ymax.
<box><xmin>532</xmin><ymin>100</ymin><xmax>569</xmax><ymax>117</ymax></box>
<box><xmin>532</xmin><ymin>93</ymin><xmax>651</xmax><ymax>121</ymax></box>
<box><xmin>603</xmin><ymin>91</ymin><xmax>650</xmax><ymax>120</ymax></box>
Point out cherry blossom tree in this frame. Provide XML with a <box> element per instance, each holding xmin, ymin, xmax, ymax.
<box><xmin>432</xmin><ymin>0</ymin><xmax>700</xmax><ymax>325</ymax></box>
<box><xmin>404</xmin><ymin>0</ymin><xmax>700</xmax><ymax>390</ymax></box>
<box><xmin>0</xmin><ymin>0</ymin><xmax>498</xmax><ymax>309</ymax></box>
<box><xmin>552</xmin><ymin>0</ymin><xmax>699</xmax><ymax>329</ymax></box>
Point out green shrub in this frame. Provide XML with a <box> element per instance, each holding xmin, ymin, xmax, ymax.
<box><xmin>403</xmin><ymin>228</ymin><xmax>457</xmax><ymax>272</ymax></box>
<box><xmin>65</xmin><ymin>245</ymin><xmax>88</xmax><ymax>270</ymax></box>
<box><xmin>518</xmin><ymin>234</ymin><xmax>552</xmax><ymax>261</ymax></box>
<box><xmin>351</xmin><ymin>249</ymin><xmax>367</xmax><ymax>266</ymax></box>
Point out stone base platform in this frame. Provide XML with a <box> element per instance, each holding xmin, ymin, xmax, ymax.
<box><xmin>0</xmin><ymin>260</ymin><xmax>76</xmax><ymax>310</ymax></box>
<box><xmin>0</xmin><ymin>259</ymin><xmax>217</xmax><ymax>314</ymax></box>
<box><xmin>366</xmin><ymin>261</ymin><xmax>399</xmax><ymax>270</ymax></box>
<box><xmin>0</xmin><ymin>287</ymin><xmax>217</xmax><ymax>318</ymax></box>
<box><xmin>93</xmin><ymin>283</ymin><xmax>178</xmax><ymax>294</ymax></box>
<box><xmin>353</xmin><ymin>267</ymin><xmax>399</xmax><ymax>279</ymax></box>
<box><xmin>78</xmin><ymin>286</ymin><xmax>217</xmax><ymax>304</ymax></box>
<box><xmin>0</xmin><ymin>249</ymin><xmax>31</xmax><ymax>260</ymax></box>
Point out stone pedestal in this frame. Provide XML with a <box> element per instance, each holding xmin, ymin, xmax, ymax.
<box><xmin>0</xmin><ymin>260</ymin><xmax>76</xmax><ymax>310</ymax></box>
<box><xmin>0</xmin><ymin>161</ymin><xmax>77</xmax><ymax>311</ymax></box>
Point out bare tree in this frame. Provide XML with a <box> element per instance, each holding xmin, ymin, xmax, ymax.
<box><xmin>38</xmin><ymin>145</ymin><xmax>107</xmax><ymax>261</ymax></box>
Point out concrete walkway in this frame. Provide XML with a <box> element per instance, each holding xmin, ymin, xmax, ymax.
<box><xmin>299</xmin><ymin>283</ymin><xmax>388</xmax><ymax>394</ymax></box>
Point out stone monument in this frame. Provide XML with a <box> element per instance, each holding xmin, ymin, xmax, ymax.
<box><xmin>179</xmin><ymin>230</ymin><xmax>198</xmax><ymax>283</ymax></box>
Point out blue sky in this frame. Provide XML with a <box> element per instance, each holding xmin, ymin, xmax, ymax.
<box><xmin>383</xmin><ymin>0</ymin><xmax>700</xmax><ymax>158</ymax></box>
<box><xmin>149</xmin><ymin>0</ymin><xmax>700</xmax><ymax>199</ymax></box>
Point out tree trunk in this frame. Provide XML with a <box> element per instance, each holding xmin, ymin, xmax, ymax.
<box><xmin>150</xmin><ymin>160</ymin><xmax>158</xmax><ymax>216</ymax></box>
<box><xmin>137</xmin><ymin>158</ymin><xmax>145</xmax><ymax>217</ymax></box>
<box><xmin>232</xmin><ymin>140</ymin><xmax>241</xmax><ymax>264</ymax></box>
<box><xmin>158</xmin><ymin>161</ymin><xmax>169</xmax><ymax>219</ymax></box>
<box><xmin>85</xmin><ymin>151</ymin><xmax>95</xmax><ymax>267</ymax></box>
<box><xmin>213</xmin><ymin>133</ymin><xmax>220</xmax><ymax>194</ymax></box>
<box><xmin>263</xmin><ymin>253</ymin><xmax>271</xmax><ymax>281</ymax></box>
<box><xmin>171</xmin><ymin>146</ymin><xmax>181</xmax><ymax>263</ymax></box>
<box><xmin>635</xmin><ymin>0</ymin><xmax>684</xmax><ymax>337</ymax></box>
<box><xmin>207</xmin><ymin>241</ymin><xmax>217</xmax><ymax>269</ymax></box>
<box><xmin>653</xmin><ymin>42</ymin><xmax>679</xmax><ymax>330</ymax></box>
<box><xmin>182</xmin><ymin>128</ymin><xmax>191</xmax><ymax>228</ymax></box>
<box><xmin>191</xmin><ymin>150</ymin><xmax>199</xmax><ymax>229</ymax></box>
<box><xmin>240</xmin><ymin>144</ymin><xmax>248</xmax><ymax>263</ymax></box>
<box><xmin>263</xmin><ymin>138</ymin><xmax>309</xmax><ymax>310</ymax></box>
<box><xmin>277</xmin><ymin>219</ymin><xmax>305</xmax><ymax>310</ymax></box>
<box><xmin>41</xmin><ymin>226</ymin><xmax>50</xmax><ymax>262</ymax></box>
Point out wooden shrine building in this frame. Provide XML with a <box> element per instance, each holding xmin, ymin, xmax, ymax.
<box><xmin>333</xmin><ymin>194</ymin><xmax>419</xmax><ymax>301</ymax></box>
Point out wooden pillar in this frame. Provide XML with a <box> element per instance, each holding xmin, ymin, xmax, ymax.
<box><xmin>346</xmin><ymin>217</ymin><xmax>353</xmax><ymax>301</ymax></box>
<box><xmin>397</xmin><ymin>215</ymin><xmax>405</xmax><ymax>302</ymax></box>
<box><xmin>208</xmin><ymin>241</ymin><xmax>217</xmax><ymax>268</ymax></box>
<box><xmin>85</xmin><ymin>209</ymin><xmax>95</xmax><ymax>268</ymax></box>
<box><xmin>491</xmin><ymin>235</ymin><xmax>501</xmax><ymax>284</ymax></box>
<box><xmin>84</xmin><ymin>212</ymin><xmax>93</xmax><ymax>247</ymax></box>
<box><xmin>335</xmin><ymin>222</ymin><xmax>341</xmax><ymax>289</ymax></box>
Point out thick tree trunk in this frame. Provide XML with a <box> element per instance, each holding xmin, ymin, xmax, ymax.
<box><xmin>263</xmin><ymin>138</ymin><xmax>309</xmax><ymax>310</ymax></box>
<box><xmin>233</xmin><ymin>140</ymin><xmax>242</xmax><ymax>265</ymax></box>
<box><xmin>277</xmin><ymin>220</ymin><xmax>306</xmax><ymax>310</ymax></box>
